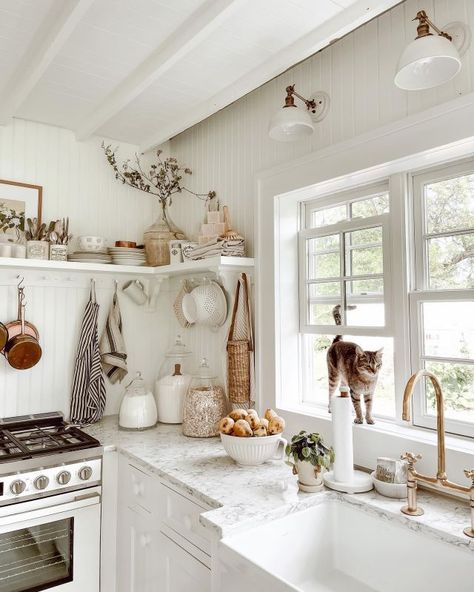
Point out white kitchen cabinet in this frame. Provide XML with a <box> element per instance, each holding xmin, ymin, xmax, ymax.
<box><xmin>116</xmin><ymin>454</ymin><xmax>212</xmax><ymax>592</ymax></box>
<box><xmin>159</xmin><ymin>528</ymin><xmax>211</xmax><ymax>592</ymax></box>
<box><xmin>117</xmin><ymin>504</ymin><xmax>162</xmax><ymax>592</ymax></box>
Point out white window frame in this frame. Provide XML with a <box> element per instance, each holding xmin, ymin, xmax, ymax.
<box><xmin>297</xmin><ymin>182</ymin><xmax>402</xmax><ymax>420</ymax></box>
<box><xmin>411</xmin><ymin>160</ymin><xmax>474</xmax><ymax>437</ymax></box>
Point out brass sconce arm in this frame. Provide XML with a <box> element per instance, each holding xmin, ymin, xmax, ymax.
<box><xmin>284</xmin><ymin>85</ymin><xmax>317</xmax><ymax>113</ymax></box>
<box><xmin>413</xmin><ymin>10</ymin><xmax>452</xmax><ymax>41</ymax></box>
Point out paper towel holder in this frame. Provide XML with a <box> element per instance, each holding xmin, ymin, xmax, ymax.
<box><xmin>323</xmin><ymin>387</ymin><xmax>373</xmax><ymax>493</ymax></box>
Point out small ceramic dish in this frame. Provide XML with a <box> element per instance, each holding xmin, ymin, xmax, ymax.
<box><xmin>78</xmin><ymin>235</ymin><xmax>107</xmax><ymax>252</ymax></box>
<box><xmin>371</xmin><ymin>471</ymin><xmax>407</xmax><ymax>499</ymax></box>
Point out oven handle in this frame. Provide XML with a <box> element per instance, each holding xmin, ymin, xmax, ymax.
<box><xmin>0</xmin><ymin>492</ymin><xmax>101</xmax><ymax>528</ymax></box>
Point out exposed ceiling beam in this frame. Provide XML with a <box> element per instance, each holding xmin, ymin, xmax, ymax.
<box><xmin>0</xmin><ymin>0</ymin><xmax>96</xmax><ymax>125</ymax></box>
<box><xmin>139</xmin><ymin>0</ymin><xmax>402</xmax><ymax>152</ymax></box>
<box><xmin>75</xmin><ymin>0</ymin><xmax>246</xmax><ymax>141</ymax></box>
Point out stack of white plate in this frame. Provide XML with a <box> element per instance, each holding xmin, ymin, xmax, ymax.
<box><xmin>108</xmin><ymin>247</ymin><xmax>147</xmax><ymax>266</ymax></box>
<box><xmin>68</xmin><ymin>251</ymin><xmax>112</xmax><ymax>264</ymax></box>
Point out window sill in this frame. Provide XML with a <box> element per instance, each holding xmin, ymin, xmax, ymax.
<box><xmin>277</xmin><ymin>403</ymin><xmax>474</xmax><ymax>477</ymax></box>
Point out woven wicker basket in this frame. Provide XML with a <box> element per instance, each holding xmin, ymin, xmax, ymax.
<box><xmin>226</xmin><ymin>273</ymin><xmax>253</xmax><ymax>406</ymax></box>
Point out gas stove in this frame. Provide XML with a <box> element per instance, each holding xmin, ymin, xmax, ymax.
<box><xmin>0</xmin><ymin>413</ymin><xmax>102</xmax><ymax>591</ymax></box>
<box><xmin>0</xmin><ymin>412</ymin><xmax>102</xmax><ymax>506</ymax></box>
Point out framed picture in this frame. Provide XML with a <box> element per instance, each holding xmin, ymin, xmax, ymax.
<box><xmin>0</xmin><ymin>179</ymin><xmax>42</xmax><ymax>243</ymax></box>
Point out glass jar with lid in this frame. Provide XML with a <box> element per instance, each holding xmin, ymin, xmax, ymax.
<box><xmin>155</xmin><ymin>336</ymin><xmax>194</xmax><ymax>424</ymax></box>
<box><xmin>119</xmin><ymin>372</ymin><xmax>157</xmax><ymax>430</ymax></box>
<box><xmin>183</xmin><ymin>358</ymin><xmax>227</xmax><ymax>437</ymax></box>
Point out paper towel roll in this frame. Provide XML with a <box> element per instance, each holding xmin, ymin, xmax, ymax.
<box><xmin>332</xmin><ymin>395</ymin><xmax>354</xmax><ymax>483</ymax></box>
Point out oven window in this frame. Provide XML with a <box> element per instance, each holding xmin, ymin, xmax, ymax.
<box><xmin>0</xmin><ymin>518</ymin><xmax>73</xmax><ymax>592</ymax></box>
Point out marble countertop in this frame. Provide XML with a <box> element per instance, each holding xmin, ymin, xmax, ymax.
<box><xmin>86</xmin><ymin>416</ymin><xmax>474</xmax><ymax>552</ymax></box>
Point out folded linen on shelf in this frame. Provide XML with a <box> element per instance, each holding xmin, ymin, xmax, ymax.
<box><xmin>182</xmin><ymin>237</ymin><xmax>245</xmax><ymax>260</ymax></box>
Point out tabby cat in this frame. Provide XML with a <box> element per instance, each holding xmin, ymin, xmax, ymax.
<box><xmin>327</xmin><ymin>305</ymin><xmax>383</xmax><ymax>424</ymax></box>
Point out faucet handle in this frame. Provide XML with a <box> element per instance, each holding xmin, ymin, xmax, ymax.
<box><xmin>464</xmin><ymin>469</ymin><xmax>474</xmax><ymax>483</ymax></box>
<box><xmin>401</xmin><ymin>452</ymin><xmax>422</xmax><ymax>467</ymax></box>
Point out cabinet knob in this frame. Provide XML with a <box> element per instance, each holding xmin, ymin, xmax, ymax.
<box><xmin>140</xmin><ymin>534</ymin><xmax>151</xmax><ymax>548</ymax></box>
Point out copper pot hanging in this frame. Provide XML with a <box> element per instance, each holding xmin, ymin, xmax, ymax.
<box><xmin>4</xmin><ymin>286</ymin><xmax>42</xmax><ymax>370</ymax></box>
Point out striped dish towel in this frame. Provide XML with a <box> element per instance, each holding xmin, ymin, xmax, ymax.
<box><xmin>100</xmin><ymin>293</ymin><xmax>128</xmax><ymax>384</ymax></box>
<box><xmin>70</xmin><ymin>285</ymin><xmax>106</xmax><ymax>424</ymax></box>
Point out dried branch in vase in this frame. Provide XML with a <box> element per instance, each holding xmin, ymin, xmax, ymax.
<box><xmin>102</xmin><ymin>143</ymin><xmax>215</xmax><ymax>206</ymax></box>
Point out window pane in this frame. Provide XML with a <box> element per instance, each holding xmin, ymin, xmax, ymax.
<box><xmin>352</xmin><ymin>194</ymin><xmax>389</xmax><ymax>218</ymax></box>
<box><xmin>423</xmin><ymin>301</ymin><xmax>474</xmax><ymax>358</ymax></box>
<box><xmin>427</xmin><ymin>233</ymin><xmax>474</xmax><ymax>289</ymax></box>
<box><xmin>311</xmin><ymin>205</ymin><xmax>347</xmax><ymax>228</ymax></box>
<box><xmin>309</xmin><ymin>282</ymin><xmax>340</xmax><ymax>297</ymax></box>
<box><xmin>308</xmin><ymin>236</ymin><xmax>340</xmax><ymax>279</ymax></box>
<box><xmin>345</xmin><ymin>301</ymin><xmax>385</xmax><ymax>327</ymax></box>
<box><xmin>348</xmin><ymin>226</ymin><xmax>382</xmax><ymax>246</ymax></box>
<box><xmin>348</xmin><ymin>278</ymin><xmax>384</xmax><ymax>296</ymax></box>
<box><xmin>424</xmin><ymin>173</ymin><xmax>474</xmax><ymax>234</ymax></box>
<box><xmin>424</xmin><ymin>360</ymin><xmax>474</xmax><ymax>423</ymax></box>
<box><xmin>348</xmin><ymin>246</ymin><xmax>383</xmax><ymax>275</ymax></box>
<box><xmin>304</xmin><ymin>334</ymin><xmax>395</xmax><ymax>417</ymax></box>
<box><xmin>309</xmin><ymin>303</ymin><xmax>341</xmax><ymax>325</ymax></box>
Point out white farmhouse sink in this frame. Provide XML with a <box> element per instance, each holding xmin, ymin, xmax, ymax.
<box><xmin>216</xmin><ymin>499</ymin><xmax>473</xmax><ymax>592</ymax></box>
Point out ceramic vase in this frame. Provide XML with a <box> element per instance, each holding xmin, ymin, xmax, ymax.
<box><xmin>144</xmin><ymin>203</ymin><xmax>186</xmax><ymax>267</ymax></box>
<box><xmin>293</xmin><ymin>460</ymin><xmax>325</xmax><ymax>493</ymax></box>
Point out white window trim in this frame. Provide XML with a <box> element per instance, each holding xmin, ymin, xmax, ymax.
<box><xmin>255</xmin><ymin>97</ymin><xmax>474</xmax><ymax>479</ymax></box>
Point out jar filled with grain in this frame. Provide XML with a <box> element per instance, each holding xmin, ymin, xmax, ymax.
<box><xmin>183</xmin><ymin>358</ymin><xmax>227</xmax><ymax>437</ymax></box>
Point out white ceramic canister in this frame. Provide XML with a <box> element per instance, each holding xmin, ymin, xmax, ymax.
<box><xmin>155</xmin><ymin>363</ymin><xmax>191</xmax><ymax>424</ymax></box>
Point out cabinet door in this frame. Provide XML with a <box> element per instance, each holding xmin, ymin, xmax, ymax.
<box><xmin>117</xmin><ymin>506</ymin><xmax>163</xmax><ymax>592</ymax></box>
<box><xmin>160</xmin><ymin>532</ymin><xmax>211</xmax><ymax>592</ymax></box>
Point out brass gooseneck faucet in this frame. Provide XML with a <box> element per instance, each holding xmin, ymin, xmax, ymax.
<box><xmin>401</xmin><ymin>370</ymin><xmax>474</xmax><ymax>538</ymax></box>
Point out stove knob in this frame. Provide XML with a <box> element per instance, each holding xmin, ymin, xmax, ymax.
<box><xmin>57</xmin><ymin>471</ymin><xmax>71</xmax><ymax>485</ymax></box>
<box><xmin>78</xmin><ymin>466</ymin><xmax>93</xmax><ymax>481</ymax></box>
<box><xmin>34</xmin><ymin>475</ymin><xmax>49</xmax><ymax>490</ymax></box>
<box><xmin>10</xmin><ymin>480</ymin><xmax>26</xmax><ymax>495</ymax></box>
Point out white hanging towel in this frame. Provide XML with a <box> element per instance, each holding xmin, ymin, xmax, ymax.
<box><xmin>70</xmin><ymin>281</ymin><xmax>106</xmax><ymax>424</ymax></box>
<box><xmin>100</xmin><ymin>289</ymin><xmax>128</xmax><ymax>384</ymax></box>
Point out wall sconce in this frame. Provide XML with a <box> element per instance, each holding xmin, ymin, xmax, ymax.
<box><xmin>395</xmin><ymin>10</ymin><xmax>470</xmax><ymax>91</ymax></box>
<box><xmin>268</xmin><ymin>85</ymin><xmax>329</xmax><ymax>142</ymax></box>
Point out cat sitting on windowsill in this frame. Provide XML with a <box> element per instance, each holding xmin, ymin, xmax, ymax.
<box><xmin>327</xmin><ymin>305</ymin><xmax>383</xmax><ymax>425</ymax></box>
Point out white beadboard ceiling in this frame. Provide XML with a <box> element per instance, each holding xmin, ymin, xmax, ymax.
<box><xmin>0</xmin><ymin>0</ymin><xmax>402</xmax><ymax>150</ymax></box>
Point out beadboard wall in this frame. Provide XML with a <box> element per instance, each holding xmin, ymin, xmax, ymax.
<box><xmin>168</xmin><ymin>0</ymin><xmax>474</xmax><ymax>255</ymax></box>
<box><xmin>0</xmin><ymin>119</ymin><xmax>167</xmax><ymax>417</ymax></box>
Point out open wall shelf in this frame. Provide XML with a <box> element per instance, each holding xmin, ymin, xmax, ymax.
<box><xmin>0</xmin><ymin>256</ymin><xmax>254</xmax><ymax>277</ymax></box>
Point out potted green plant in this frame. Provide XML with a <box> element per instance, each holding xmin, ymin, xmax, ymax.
<box><xmin>286</xmin><ymin>431</ymin><xmax>335</xmax><ymax>492</ymax></box>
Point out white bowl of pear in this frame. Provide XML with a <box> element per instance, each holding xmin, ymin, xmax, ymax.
<box><xmin>219</xmin><ymin>408</ymin><xmax>287</xmax><ymax>466</ymax></box>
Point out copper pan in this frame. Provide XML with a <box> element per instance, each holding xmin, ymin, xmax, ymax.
<box><xmin>0</xmin><ymin>322</ymin><xmax>7</xmax><ymax>351</ymax></box>
<box><xmin>4</xmin><ymin>302</ymin><xmax>42</xmax><ymax>370</ymax></box>
<box><xmin>4</xmin><ymin>287</ymin><xmax>39</xmax><ymax>342</ymax></box>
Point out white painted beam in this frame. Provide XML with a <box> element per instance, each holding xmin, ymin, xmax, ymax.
<box><xmin>75</xmin><ymin>0</ymin><xmax>246</xmax><ymax>141</ymax></box>
<box><xmin>0</xmin><ymin>0</ymin><xmax>95</xmax><ymax>125</ymax></box>
<box><xmin>139</xmin><ymin>0</ymin><xmax>402</xmax><ymax>151</ymax></box>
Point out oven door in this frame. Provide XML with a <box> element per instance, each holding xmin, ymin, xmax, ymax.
<box><xmin>0</xmin><ymin>489</ymin><xmax>100</xmax><ymax>592</ymax></box>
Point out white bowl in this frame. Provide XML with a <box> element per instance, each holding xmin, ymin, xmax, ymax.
<box><xmin>78</xmin><ymin>235</ymin><xmax>107</xmax><ymax>252</ymax></box>
<box><xmin>220</xmin><ymin>433</ymin><xmax>287</xmax><ymax>466</ymax></box>
<box><xmin>371</xmin><ymin>471</ymin><xmax>407</xmax><ymax>499</ymax></box>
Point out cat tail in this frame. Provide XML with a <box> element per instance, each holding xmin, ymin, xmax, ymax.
<box><xmin>332</xmin><ymin>335</ymin><xmax>343</xmax><ymax>344</ymax></box>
